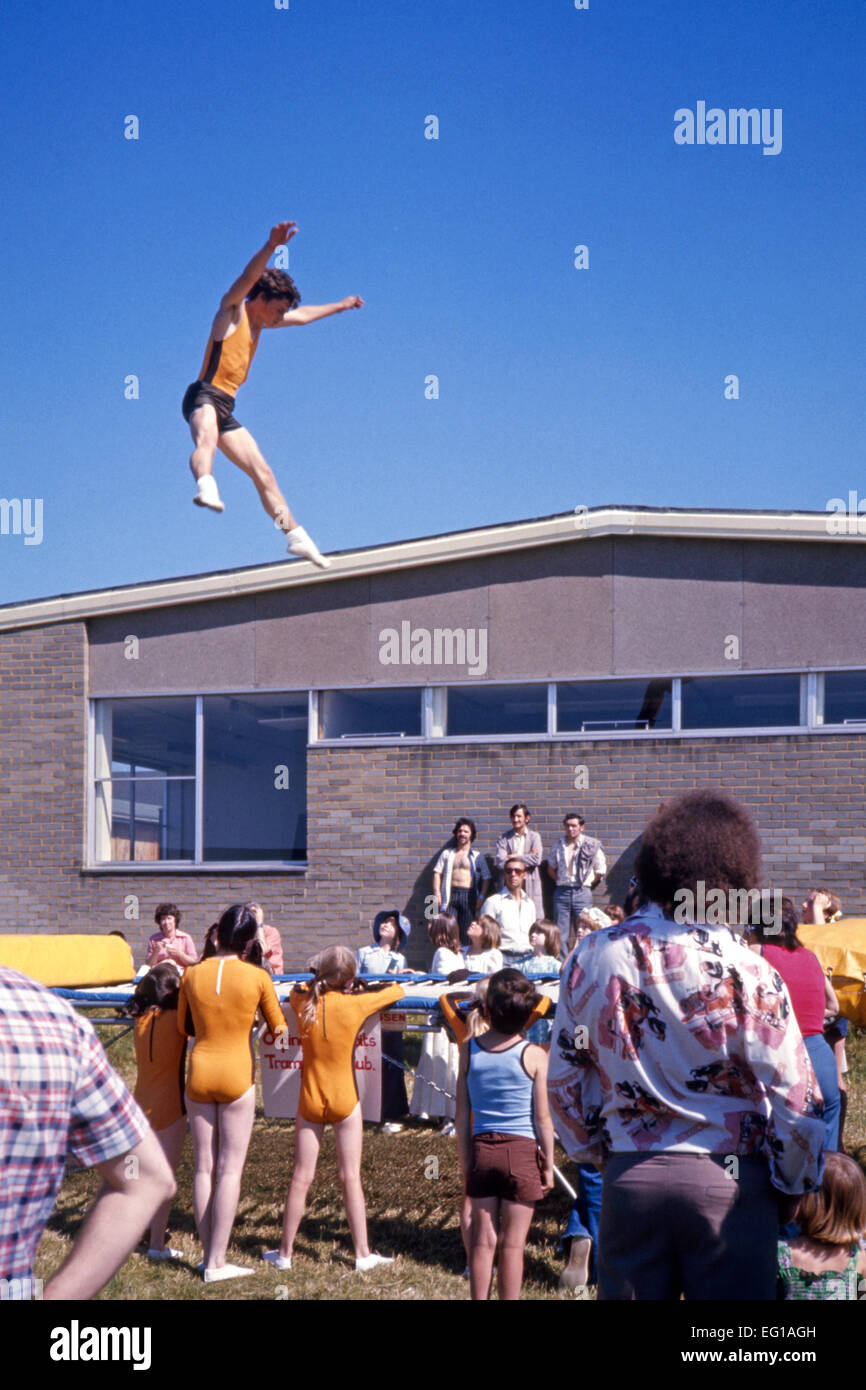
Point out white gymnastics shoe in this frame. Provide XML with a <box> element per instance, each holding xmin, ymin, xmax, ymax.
<box><xmin>203</xmin><ymin>1263</ymin><xmax>254</xmax><ymax>1283</ymax></box>
<box><xmin>193</xmin><ymin>475</ymin><xmax>225</xmax><ymax>511</ymax></box>
<box><xmin>285</xmin><ymin>525</ymin><xmax>331</xmax><ymax>569</ymax></box>
<box><xmin>147</xmin><ymin>1246</ymin><xmax>183</xmax><ymax>1261</ymax></box>
<box><xmin>262</xmin><ymin>1250</ymin><xmax>293</xmax><ymax>1270</ymax></box>
<box><xmin>355</xmin><ymin>1252</ymin><xmax>394</xmax><ymax>1273</ymax></box>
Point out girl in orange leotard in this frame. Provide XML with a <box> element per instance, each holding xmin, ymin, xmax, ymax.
<box><xmin>129</xmin><ymin>962</ymin><xmax>187</xmax><ymax>1262</ymax></box>
<box><xmin>263</xmin><ymin>946</ymin><xmax>405</xmax><ymax>1274</ymax></box>
<box><xmin>178</xmin><ymin>903</ymin><xmax>288</xmax><ymax>1283</ymax></box>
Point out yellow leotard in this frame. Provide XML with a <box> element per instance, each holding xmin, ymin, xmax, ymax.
<box><xmin>133</xmin><ymin>1007</ymin><xmax>186</xmax><ymax>1131</ymax></box>
<box><xmin>197</xmin><ymin>307</ymin><xmax>259</xmax><ymax>398</ymax></box>
<box><xmin>179</xmin><ymin>956</ymin><xmax>287</xmax><ymax>1104</ymax></box>
<box><xmin>289</xmin><ymin>983</ymin><xmax>405</xmax><ymax>1124</ymax></box>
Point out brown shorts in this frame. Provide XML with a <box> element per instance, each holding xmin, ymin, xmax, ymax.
<box><xmin>466</xmin><ymin>1132</ymin><xmax>544</xmax><ymax>1205</ymax></box>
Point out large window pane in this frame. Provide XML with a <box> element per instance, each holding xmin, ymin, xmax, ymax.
<box><xmin>319</xmin><ymin>688</ymin><xmax>422</xmax><ymax>739</ymax></box>
<box><xmin>824</xmin><ymin>671</ymin><xmax>866</xmax><ymax>725</ymax></box>
<box><xmin>681</xmin><ymin>675</ymin><xmax>801</xmax><ymax>729</ymax></box>
<box><xmin>99</xmin><ymin>777</ymin><xmax>195</xmax><ymax>861</ymax></box>
<box><xmin>203</xmin><ymin>695</ymin><xmax>307</xmax><ymax>861</ymax></box>
<box><xmin>447</xmin><ymin>684</ymin><xmax>547</xmax><ymax>736</ymax></box>
<box><xmin>558</xmin><ymin>679</ymin><xmax>673</xmax><ymax>732</ymax></box>
<box><xmin>94</xmin><ymin>698</ymin><xmax>196</xmax><ymax>862</ymax></box>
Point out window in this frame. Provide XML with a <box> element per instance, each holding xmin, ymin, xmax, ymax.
<box><xmin>824</xmin><ymin>671</ymin><xmax>866</xmax><ymax>725</ymax></box>
<box><xmin>318</xmin><ymin>688</ymin><xmax>422</xmax><ymax>739</ymax></box>
<box><xmin>446</xmin><ymin>684</ymin><xmax>547</xmax><ymax>736</ymax></box>
<box><xmin>680</xmin><ymin>674</ymin><xmax>801</xmax><ymax>730</ymax></box>
<box><xmin>92</xmin><ymin>694</ymin><xmax>307</xmax><ymax>865</ymax></box>
<box><xmin>94</xmin><ymin>699</ymin><xmax>195</xmax><ymax>862</ymax></box>
<box><xmin>203</xmin><ymin>695</ymin><xmax>307</xmax><ymax>861</ymax></box>
<box><xmin>557</xmin><ymin>678</ymin><xmax>673</xmax><ymax>732</ymax></box>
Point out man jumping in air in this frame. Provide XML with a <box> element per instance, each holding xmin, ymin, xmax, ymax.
<box><xmin>182</xmin><ymin>221</ymin><xmax>363</xmax><ymax>569</ymax></box>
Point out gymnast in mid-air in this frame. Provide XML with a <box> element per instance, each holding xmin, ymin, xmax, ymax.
<box><xmin>182</xmin><ymin>220</ymin><xmax>363</xmax><ymax>569</ymax></box>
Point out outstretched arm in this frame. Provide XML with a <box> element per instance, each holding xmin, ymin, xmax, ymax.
<box><xmin>281</xmin><ymin>296</ymin><xmax>364</xmax><ymax>326</ymax></box>
<box><xmin>220</xmin><ymin>222</ymin><xmax>297</xmax><ymax>310</ymax></box>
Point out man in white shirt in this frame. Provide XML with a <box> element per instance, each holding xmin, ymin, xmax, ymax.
<box><xmin>546</xmin><ymin>812</ymin><xmax>606</xmax><ymax>946</ymax></box>
<box><xmin>480</xmin><ymin>857</ymin><xmax>538</xmax><ymax>963</ymax></box>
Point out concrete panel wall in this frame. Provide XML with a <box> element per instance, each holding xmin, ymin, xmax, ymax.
<box><xmin>89</xmin><ymin>536</ymin><xmax>866</xmax><ymax>696</ymax></box>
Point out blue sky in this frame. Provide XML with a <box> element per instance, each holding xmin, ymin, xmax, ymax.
<box><xmin>1</xmin><ymin>0</ymin><xmax>863</xmax><ymax>602</ymax></box>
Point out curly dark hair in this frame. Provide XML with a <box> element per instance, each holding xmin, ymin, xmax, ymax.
<box><xmin>154</xmin><ymin>902</ymin><xmax>181</xmax><ymax>927</ymax></box>
<box><xmin>246</xmin><ymin>268</ymin><xmax>300</xmax><ymax>307</ymax></box>
<box><xmin>635</xmin><ymin>790</ymin><xmax>761</xmax><ymax>907</ymax></box>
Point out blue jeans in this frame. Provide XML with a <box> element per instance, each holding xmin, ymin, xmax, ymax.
<box><xmin>562</xmin><ymin>1163</ymin><xmax>603</xmax><ymax>1283</ymax></box>
<box><xmin>554</xmin><ymin>885</ymin><xmax>592</xmax><ymax>940</ymax></box>
<box><xmin>805</xmin><ymin>1032</ymin><xmax>840</xmax><ymax>1152</ymax></box>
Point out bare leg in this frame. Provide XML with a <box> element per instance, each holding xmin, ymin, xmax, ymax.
<box><xmin>187</xmin><ymin>1099</ymin><xmax>218</xmax><ymax>1259</ymax></box>
<box><xmin>279</xmin><ymin>1115</ymin><xmax>323</xmax><ymax>1257</ymax></box>
<box><xmin>206</xmin><ymin>1086</ymin><xmax>257</xmax><ymax>1269</ymax></box>
<box><xmin>217</xmin><ymin>426</ymin><xmax>330</xmax><ymax>567</ymax></box>
<box><xmin>495</xmin><ymin>1200</ymin><xmax>535</xmax><ymax>1301</ymax></box>
<box><xmin>469</xmin><ymin>1197</ymin><xmax>499</xmax><ymax>1300</ymax></box>
<box><xmin>460</xmin><ymin>1193</ymin><xmax>473</xmax><ymax>1268</ymax></box>
<box><xmin>188</xmin><ymin>404</ymin><xmax>219</xmax><ymax>481</ymax></box>
<box><xmin>216</xmin><ymin>426</ymin><xmax>295</xmax><ymax>528</ymax></box>
<box><xmin>148</xmin><ymin>1117</ymin><xmax>187</xmax><ymax>1251</ymax></box>
<box><xmin>333</xmin><ymin>1104</ymin><xmax>370</xmax><ymax>1259</ymax></box>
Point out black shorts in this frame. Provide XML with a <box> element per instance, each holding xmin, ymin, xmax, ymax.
<box><xmin>182</xmin><ymin>381</ymin><xmax>242</xmax><ymax>434</ymax></box>
<box><xmin>466</xmin><ymin>1132</ymin><xmax>544</xmax><ymax>1205</ymax></box>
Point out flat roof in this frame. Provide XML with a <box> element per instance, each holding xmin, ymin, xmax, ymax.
<box><xmin>0</xmin><ymin>504</ymin><xmax>856</xmax><ymax>631</ymax></box>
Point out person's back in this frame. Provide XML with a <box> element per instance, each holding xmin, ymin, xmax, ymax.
<box><xmin>289</xmin><ymin>982</ymin><xmax>404</xmax><ymax>1124</ymax></box>
<box><xmin>180</xmin><ymin>955</ymin><xmax>284</xmax><ymax>1104</ymax></box>
<box><xmin>553</xmin><ymin>903</ymin><xmax>821</xmax><ymax>1184</ymax></box>
<box><xmin>0</xmin><ymin>965</ymin><xmax>172</xmax><ymax>1300</ymax></box>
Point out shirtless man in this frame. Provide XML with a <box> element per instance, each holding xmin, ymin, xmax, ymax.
<box><xmin>182</xmin><ymin>221</ymin><xmax>363</xmax><ymax>569</ymax></box>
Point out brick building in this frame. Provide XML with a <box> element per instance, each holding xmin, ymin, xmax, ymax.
<box><xmin>0</xmin><ymin>505</ymin><xmax>864</xmax><ymax>968</ymax></box>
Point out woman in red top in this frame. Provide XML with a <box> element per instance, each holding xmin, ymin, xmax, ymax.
<box><xmin>751</xmin><ymin>896</ymin><xmax>840</xmax><ymax>1150</ymax></box>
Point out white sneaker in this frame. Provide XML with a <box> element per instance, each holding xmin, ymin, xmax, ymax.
<box><xmin>380</xmin><ymin>1122</ymin><xmax>404</xmax><ymax>1134</ymax></box>
<box><xmin>355</xmin><ymin>1252</ymin><xmax>394</xmax><ymax>1273</ymax></box>
<box><xmin>285</xmin><ymin>525</ymin><xmax>331</xmax><ymax>569</ymax></box>
<box><xmin>193</xmin><ymin>475</ymin><xmax>225</xmax><ymax>512</ymax></box>
<box><xmin>147</xmin><ymin>1246</ymin><xmax>183</xmax><ymax>1261</ymax></box>
<box><xmin>203</xmin><ymin>1263</ymin><xmax>254</xmax><ymax>1283</ymax></box>
<box><xmin>440</xmin><ymin>1121</ymin><xmax>457</xmax><ymax>1137</ymax></box>
<box><xmin>262</xmin><ymin>1250</ymin><xmax>292</xmax><ymax>1270</ymax></box>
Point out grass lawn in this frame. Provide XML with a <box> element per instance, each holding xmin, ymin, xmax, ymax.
<box><xmin>34</xmin><ymin>1020</ymin><xmax>866</xmax><ymax>1302</ymax></box>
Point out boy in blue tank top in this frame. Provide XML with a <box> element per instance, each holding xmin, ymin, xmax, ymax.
<box><xmin>456</xmin><ymin>968</ymin><xmax>555</xmax><ymax>1300</ymax></box>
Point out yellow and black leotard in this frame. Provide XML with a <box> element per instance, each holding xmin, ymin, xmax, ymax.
<box><xmin>197</xmin><ymin>307</ymin><xmax>259</xmax><ymax>397</ymax></box>
<box><xmin>178</xmin><ymin>956</ymin><xmax>287</xmax><ymax>1104</ymax></box>
<box><xmin>289</xmin><ymin>983</ymin><xmax>406</xmax><ymax>1124</ymax></box>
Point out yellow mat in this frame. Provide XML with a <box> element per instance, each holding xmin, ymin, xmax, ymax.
<box><xmin>0</xmin><ymin>934</ymin><xmax>135</xmax><ymax>987</ymax></box>
<box><xmin>798</xmin><ymin>920</ymin><xmax>866</xmax><ymax>1026</ymax></box>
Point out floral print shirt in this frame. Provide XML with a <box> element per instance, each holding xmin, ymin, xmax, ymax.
<box><xmin>547</xmin><ymin>903</ymin><xmax>825</xmax><ymax>1194</ymax></box>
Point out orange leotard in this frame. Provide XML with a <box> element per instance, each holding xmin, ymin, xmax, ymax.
<box><xmin>197</xmin><ymin>306</ymin><xmax>259</xmax><ymax>397</ymax></box>
<box><xmin>133</xmin><ymin>1007</ymin><xmax>186</xmax><ymax>1131</ymax></box>
<box><xmin>289</xmin><ymin>983</ymin><xmax>405</xmax><ymax>1124</ymax></box>
<box><xmin>179</xmin><ymin>956</ymin><xmax>287</xmax><ymax>1104</ymax></box>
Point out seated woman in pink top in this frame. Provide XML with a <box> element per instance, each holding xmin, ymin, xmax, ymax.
<box><xmin>247</xmin><ymin>902</ymin><xmax>284</xmax><ymax>974</ymax></box>
<box><xmin>750</xmin><ymin>895</ymin><xmax>840</xmax><ymax>1151</ymax></box>
<box><xmin>146</xmin><ymin>903</ymin><xmax>198</xmax><ymax>969</ymax></box>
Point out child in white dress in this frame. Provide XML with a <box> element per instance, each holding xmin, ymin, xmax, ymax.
<box><xmin>463</xmin><ymin>915</ymin><xmax>503</xmax><ymax>976</ymax></box>
<box><xmin>411</xmin><ymin>914</ymin><xmax>464</xmax><ymax>1128</ymax></box>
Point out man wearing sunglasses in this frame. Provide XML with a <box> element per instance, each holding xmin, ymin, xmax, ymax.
<box><xmin>479</xmin><ymin>856</ymin><xmax>538</xmax><ymax>966</ymax></box>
